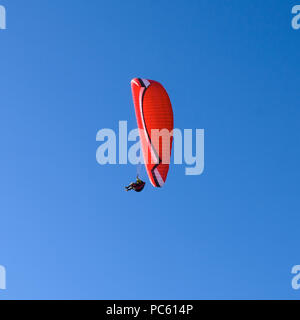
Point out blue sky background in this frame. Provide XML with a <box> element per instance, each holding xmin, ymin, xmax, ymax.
<box><xmin>0</xmin><ymin>0</ymin><xmax>300</xmax><ymax>299</ymax></box>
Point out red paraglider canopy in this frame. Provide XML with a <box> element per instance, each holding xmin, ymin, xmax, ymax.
<box><xmin>131</xmin><ymin>78</ymin><xmax>174</xmax><ymax>188</ymax></box>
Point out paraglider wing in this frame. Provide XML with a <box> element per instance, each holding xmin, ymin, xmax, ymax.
<box><xmin>131</xmin><ymin>78</ymin><xmax>174</xmax><ymax>188</ymax></box>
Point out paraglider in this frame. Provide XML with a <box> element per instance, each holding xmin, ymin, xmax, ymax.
<box><xmin>125</xmin><ymin>176</ymin><xmax>146</xmax><ymax>192</ymax></box>
<box><xmin>126</xmin><ymin>78</ymin><xmax>174</xmax><ymax>192</ymax></box>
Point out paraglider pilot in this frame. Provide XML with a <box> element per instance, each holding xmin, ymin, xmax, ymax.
<box><xmin>125</xmin><ymin>176</ymin><xmax>146</xmax><ymax>192</ymax></box>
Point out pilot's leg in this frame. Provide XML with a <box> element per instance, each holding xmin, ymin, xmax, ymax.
<box><xmin>125</xmin><ymin>183</ymin><xmax>134</xmax><ymax>191</ymax></box>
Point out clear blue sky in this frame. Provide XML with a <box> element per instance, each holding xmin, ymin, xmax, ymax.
<box><xmin>1</xmin><ymin>0</ymin><xmax>300</xmax><ymax>299</ymax></box>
